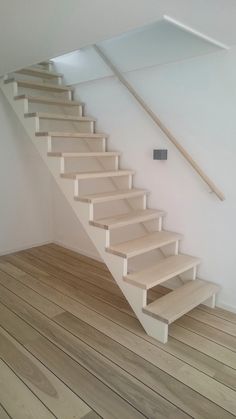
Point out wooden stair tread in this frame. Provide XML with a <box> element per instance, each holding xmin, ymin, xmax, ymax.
<box><xmin>61</xmin><ymin>170</ymin><xmax>135</xmax><ymax>180</ymax></box>
<box><xmin>143</xmin><ymin>279</ymin><xmax>220</xmax><ymax>324</ymax></box>
<box><xmin>90</xmin><ymin>209</ymin><xmax>165</xmax><ymax>230</ymax></box>
<box><xmin>77</xmin><ymin>188</ymin><xmax>147</xmax><ymax>203</ymax></box>
<box><xmin>36</xmin><ymin>131</ymin><xmax>108</xmax><ymax>138</ymax></box>
<box><xmin>124</xmin><ymin>254</ymin><xmax>201</xmax><ymax>289</ymax></box>
<box><xmin>5</xmin><ymin>79</ymin><xmax>72</xmax><ymax>92</ymax></box>
<box><xmin>25</xmin><ymin>112</ymin><xmax>95</xmax><ymax>122</ymax></box>
<box><xmin>14</xmin><ymin>95</ymin><xmax>82</xmax><ymax>106</ymax></box>
<box><xmin>48</xmin><ymin>151</ymin><xmax>120</xmax><ymax>158</ymax></box>
<box><xmin>16</xmin><ymin>68</ymin><xmax>63</xmax><ymax>79</ymax></box>
<box><xmin>106</xmin><ymin>230</ymin><xmax>182</xmax><ymax>258</ymax></box>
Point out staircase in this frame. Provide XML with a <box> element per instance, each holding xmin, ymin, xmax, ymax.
<box><xmin>0</xmin><ymin>60</ymin><xmax>220</xmax><ymax>343</ymax></box>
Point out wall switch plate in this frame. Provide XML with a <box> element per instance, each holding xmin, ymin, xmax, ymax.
<box><xmin>153</xmin><ymin>149</ymin><xmax>168</xmax><ymax>160</ymax></box>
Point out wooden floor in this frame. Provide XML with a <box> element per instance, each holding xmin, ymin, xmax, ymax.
<box><xmin>0</xmin><ymin>245</ymin><xmax>236</xmax><ymax>418</ymax></box>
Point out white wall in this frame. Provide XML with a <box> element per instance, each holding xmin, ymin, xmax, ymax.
<box><xmin>0</xmin><ymin>91</ymin><xmax>53</xmax><ymax>254</ymax></box>
<box><xmin>53</xmin><ymin>46</ymin><xmax>236</xmax><ymax>312</ymax></box>
<box><xmin>52</xmin><ymin>185</ymin><xmax>100</xmax><ymax>260</ymax></box>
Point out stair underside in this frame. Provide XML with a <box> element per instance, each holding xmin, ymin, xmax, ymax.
<box><xmin>6</xmin><ymin>79</ymin><xmax>72</xmax><ymax>92</ymax></box>
<box><xmin>143</xmin><ymin>279</ymin><xmax>220</xmax><ymax>324</ymax></box>
<box><xmin>90</xmin><ymin>209</ymin><xmax>165</xmax><ymax>230</ymax></box>
<box><xmin>36</xmin><ymin>131</ymin><xmax>108</xmax><ymax>138</ymax></box>
<box><xmin>16</xmin><ymin>68</ymin><xmax>63</xmax><ymax>79</ymax></box>
<box><xmin>25</xmin><ymin>112</ymin><xmax>95</xmax><ymax>122</ymax></box>
<box><xmin>107</xmin><ymin>230</ymin><xmax>182</xmax><ymax>258</ymax></box>
<box><xmin>124</xmin><ymin>254</ymin><xmax>200</xmax><ymax>289</ymax></box>
<box><xmin>15</xmin><ymin>95</ymin><xmax>83</xmax><ymax>107</ymax></box>
<box><xmin>77</xmin><ymin>188</ymin><xmax>147</xmax><ymax>203</ymax></box>
<box><xmin>61</xmin><ymin>170</ymin><xmax>135</xmax><ymax>180</ymax></box>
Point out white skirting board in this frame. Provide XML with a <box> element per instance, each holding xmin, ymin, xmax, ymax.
<box><xmin>53</xmin><ymin>240</ymin><xmax>103</xmax><ymax>262</ymax></box>
<box><xmin>0</xmin><ymin>240</ymin><xmax>52</xmax><ymax>257</ymax></box>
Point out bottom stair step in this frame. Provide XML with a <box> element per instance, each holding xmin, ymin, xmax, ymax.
<box><xmin>143</xmin><ymin>279</ymin><xmax>220</xmax><ymax>324</ymax></box>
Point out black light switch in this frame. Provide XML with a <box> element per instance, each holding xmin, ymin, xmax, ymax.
<box><xmin>153</xmin><ymin>149</ymin><xmax>168</xmax><ymax>160</ymax></box>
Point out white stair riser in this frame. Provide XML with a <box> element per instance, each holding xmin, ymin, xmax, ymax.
<box><xmin>59</xmin><ymin>156</ymin><xmax>120</xmax><ymax>174</ymax></box>
<box><xmin>19</xmin><ymin>98</ymin><xmax>84</xmax><ymax>117</ymax></box>
<box><xmin>35</xmin><ymin>118</ymin><xmax>95</xmax><ymax>133</ymax></box>
<box><xmin>10</xmin><ymin>72</ymin><xmax>62</xmax><ymax>85</ymax></box>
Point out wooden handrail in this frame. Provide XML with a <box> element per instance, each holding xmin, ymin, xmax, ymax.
<box><xmin>94</xmin><ymin>45</ymin><xmax>225</xmax><ymax>201</ymax></box>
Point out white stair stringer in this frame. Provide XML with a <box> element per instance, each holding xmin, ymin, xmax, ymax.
<box><xmin>0</xmin><ymin>79</ymin><xmax>168</xmax><ymax>343</ymax></box>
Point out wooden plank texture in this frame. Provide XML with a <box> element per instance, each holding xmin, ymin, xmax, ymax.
<box><xmin>0</xmin><ymin>327</ymin><xmax>93</xmax><ymax>419</ymax></box>
<box><xmin>143</xmin><ymin>279</ymin><xmax>220</xmax><ymax>323</ymax></box>
<box><xmin>107</xmin><ymin>231</ymin><xmax>182</xmax><ymax>258</ymax></box>
<box><xmin>15</xmin><ymin>94</ymin><xmax>83</xmax><ymax>107</ymax></box>
<box><xmin>124</xmin><ymin>254</ymin><xmax>200</xmax><ymax>289</ymax></box>
<box><xmin>0</xmin><ymin>270</ymin><xmax>235</xmax><ymax>416</ymax></box>
<box><xmin>6</xmin><ymin>78</ymin><xmax>72</xmax><ymax>92</ymax></box>
<box><xmin>0</xmin><ymin>245</ymin><xmax>235</xmax><ymax>419</ymax></box>
<box><xmin>0</xmin><ymin>404</ymin><xmax>11</xmax><ymax>419</ymax></box>
<box><xmin>0</xmin><ymin>359</ymin><xmax>55</xmax><ymax>419</ymax></box>
<box><xmin>77</xmin><ymin>188</ymin><xmax>147</xmax><ymax>203</ymax></box>
<box><xmin>90</xmin><ymin>208</ymin><xmax>164</xmax><ymax>230</ymax></box>
<box><xmin>36</xmin><ymin>131</ymin><xmax>107</xmax><ymax>138</ymax></box>
<box><xmin>61</xmin><ymin>170</ymin><xmax>135</xmax><ymax>180</ymax></box>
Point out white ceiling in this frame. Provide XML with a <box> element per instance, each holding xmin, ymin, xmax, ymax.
<box><xmin>98</xmin><ymin>20</ymin><xmax>223</xmax><ymax>72</ymax></box>
<box><xmin>1</xmin><ymin>0</ymin><xmax>236</xmax><ymax>76</ymax></box>
<box><xmin>53</xmin><ymin>19</ymin><xmax>224</xmax><ymax>85</ymax></box>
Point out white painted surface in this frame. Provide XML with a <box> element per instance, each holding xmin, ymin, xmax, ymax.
<box><xmin>163</xmin><ymin>15</ymin><xmax>230</xmax><ymax>50</ymax></box>
<box><xmin>52</xmin><ymin>20</ymin><xmax>223</xmax><ymax>85</ymax></box>
<box><xmin>0</xmin><ymin>91</ymin><xmax>53</xmax><ymax>254</ymax></box>
<box><xmin>52</xmin><ymin>185</ymin><xmax>100</xmax><ymax>260</ymax></box>
<box><xmin>53</xmin><ymin>46</ymin><xmax>236</xmax><ymax>312</ymax></box>
<box><xmin>1</xmin><ymin>0</ymin><xmax>236</xmax><ymax>75</ymax></box>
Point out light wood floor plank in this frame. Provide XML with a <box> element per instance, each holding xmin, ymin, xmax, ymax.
<box><xmin>0</xmin><ymin>303</ymin><xmax>145</xmax><ymax>419</ymax></box>
<box><xmin>0</xmin><ymin>358</ymin><xmax>55</xmax><ymax>419</ymax></box>
<box><xmin>47</xmin><ymin>244</ymin><xmax>236</xmax><ymax>326</ymax></box>
<box><xmin>22</xmin><ymin>250</ymin><xmax>129</xmax><ymax>310</ymax></box>
<box><xmin>199</xmin><ymin>304</ymin><xmax>236</xmax><ymax>324</ymax></box>
<box><xmin>0</xmin><ymin>292</ymin><xmax>231</xmax><ymax>419</ymax></box>
<box><xmin>28</xmin><ymin>246</ymin><xmax>115</xmax><ymax>287</ymax></box>
<box><xmin>2</xmin><ymin>255</ymin><xmax>236</xmax><ymax>384</ymax></box>
<box><xmin>4</xmin><ymin>253</ymin><xmax>236</xmax><ymax>372</ymax></box>
<box><xmin>41</xmin><ymin>244</ymin><xmax>112</xmax><ymax>277</ymax></box>
<box><xmin>0</xmin><ymin>267</ymin><xmax>64</xmax><ymax>319</ymax></box>
<box><xmin>2</xmin><ymin>253</ymin><xmax>131</xmax><ymax>314</ymax></box>
<box><xmin>0</xmin><ymin>288</ymin><xmax>190</xmax><ymax>419</ymax></box>
<box><xmin>46</xmin><ymin>243</ymin><xmax>108</xmax><ymax>272</ymax></box>
<box><xmin>25</xmin><ymin>247</ymin><xmax>125</xmax><ymax>300</ymax></box>
<box><xmin>0</xmin><ymin>403</ymin><xmax>11</xmax><ymax>419</ymax></box>
<box><xmin>177</xmin><ymin>316</ymin><xmax>236</xmax><ymax>352</ymax></box>
<box><xmin>82</xmin><ymin>412</ymin><xmax>102</xmax><ymax>419</ymax></box>
<box><xmin>0</xmin><ymin>277</ymin><xmax>236</xmax><ymax>417</ymax></box>
<box><xmin>25</xmin><ymin>247</ymin><xmax>236</xmax><ymax>338</ymax></box>
<box><xmin>187</xmin><ymin>308</ymin><xmax>236</xmax><ymax>336</ymax></box>
<box><xmin>1</xmin><ymin>245</ymin><xmax>236</xmax><ymax>418</ymax></box>
<box><xmin>0</xmin><ymin>327</ymin><xmax>93</xmax><ymax>419</ymax></box>
<box><xmin>54</xmin><ymin>309</ymin><xmax>236</xmax><ymax>418</ymax></box>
